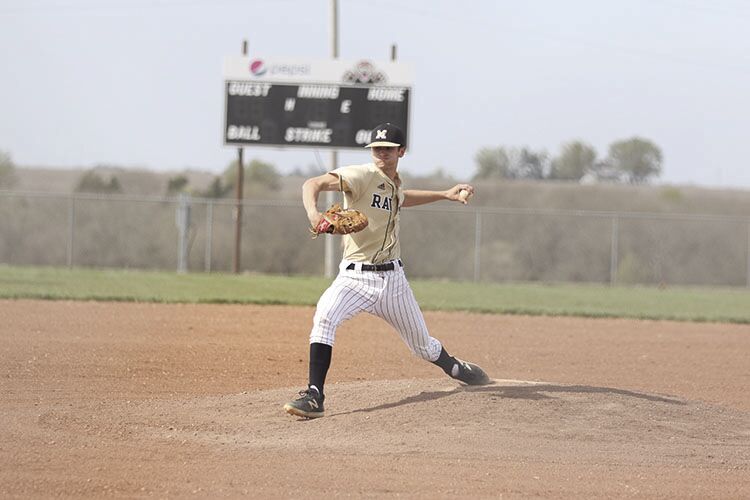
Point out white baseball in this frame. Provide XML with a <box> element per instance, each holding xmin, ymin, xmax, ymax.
<box><xmin>458</xmin><ymin>189</ymin><xmax>472</xmax><ymax>203</ymax></box>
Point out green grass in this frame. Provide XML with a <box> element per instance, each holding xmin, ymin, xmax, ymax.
<box><xmin>2</xmin><ymin>265</ymin><xmax>750</xmax><ymax>324</ymax></box>
<box><xmin>0</xmin><ymin>265</ymin><xmax>330</xmax><ymax>305</ymax></box>
<box><xmin>411</xmin><ymin>280</ymin><xmax>750</xmax><ymax>323</ymax></box>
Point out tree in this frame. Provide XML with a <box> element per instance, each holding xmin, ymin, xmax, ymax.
<box><xmin>509</xmin><ymin>147</ymin><xmax>549</xmax><ymax>180</ymax></box>
<box><xmin>75</xmin><ymin>170</ymin><xmax>122</xmax><ymax>193</ymax></box>
<box><xmin>473</xmin><ymin>147</ymin><xmax>510</xmax><ymax>180</ymax></box>
<box><xmin>474</xmin><ymin>146</ymin><xmax>549</xmax><ymax>180</ymax></box>
<box><xmin>246</xmin><ymin>159</ymin><xmax>281</xmax><ymax>190</ymax></box>
<box><xmin>222</xmin><ymin>158</ymin><xmax>282</xmax><ymax>193</ymax></box>
<box><xmin>550</xmin><ymin>141</ymin><xmax>597</xmax><ymax>181</ymax></box>
<box><xmin>222</xmin><ymin>159</ymin><xmax>241</xmax><ymax>189</ymax></box>
<box><xmin>0</xmin><ymin>150</ymin><xmax>18</xmax><ymax>188</ymax></box>
<box><xmin>607</xmin><ymin>137</ymin><xmax>663</xmax><ymax>184</ymax></box>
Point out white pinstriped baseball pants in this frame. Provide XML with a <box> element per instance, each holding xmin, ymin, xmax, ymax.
<box><xmin>309</xmin><ymin>260</ymin><xmax>443</xmax><ymax>362</ymax></box>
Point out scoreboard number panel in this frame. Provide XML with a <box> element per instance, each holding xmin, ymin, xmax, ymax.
<box><xmin>224</xmin><ymin>82</ymin><xmax>410</xmax><ymax>149</ymax></box>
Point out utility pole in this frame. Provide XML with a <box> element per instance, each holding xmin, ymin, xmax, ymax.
<box><xmin>324</xmin><ymin>0</ymin><xmax>339</xmax><ymax>277</ymax></box>
<box><xmin>233</xmin><ymin>39</ymin><xmax>248</xmax><ymax>274</ymax></box>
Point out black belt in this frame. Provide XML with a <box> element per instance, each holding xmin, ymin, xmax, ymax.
<box><xmin>346</xmin><ymin>259</ymin><xmax>402</xmax><ymax>272</ymax></box>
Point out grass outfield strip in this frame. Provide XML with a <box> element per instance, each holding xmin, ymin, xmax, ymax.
<box><xmin>1</xmin><ymin>265</ymin><xmax>750</xmax><ymax>324</ymax></box>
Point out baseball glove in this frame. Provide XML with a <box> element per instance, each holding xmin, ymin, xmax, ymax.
<box><xmin>310</xmin><ymin>203</ymin><xmax>368</xmax><ymax>237</ymax></box>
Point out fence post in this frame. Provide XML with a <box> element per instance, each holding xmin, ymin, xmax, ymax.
<box><xmin>205</xmin><ymin>200</ymin><xmax>214</xmax><ymax>273</ymax></box>
<box><xmin>67</xmin><ymin>195</ymin><xmax>76</xmax><ymax>268</ymax></box>
<box><xmin>746</xmin><ymin>220</ymin><xmax>750</xmax><ymax>288</ymax></box>
<box><xmin>473</xmin><ymin>209</ymin><xmax>482</xmax><ymax>282</ymax></box>
<box><xmin>176</xmin><ymin>193</ymin><xmax>191</xmax><ymax>274</ymax></box>
<box><xmin>610</xmin><ymin>215</ymin><xmax>619</xmax><ymax>286</ymax></box>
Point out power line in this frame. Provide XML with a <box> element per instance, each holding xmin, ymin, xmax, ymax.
<box><xmin>0</xmin><ymin>0</ymin><xmax>297</xmax><ymax>14</ymax></box>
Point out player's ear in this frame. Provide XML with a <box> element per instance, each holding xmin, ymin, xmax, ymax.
<box><xmin>398</xmin><ymin>147</ymin><xmax>406</xmax><ymax>158</ymax></box>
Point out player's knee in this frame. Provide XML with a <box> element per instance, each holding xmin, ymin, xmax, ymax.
<box><xmin>309</xmin><ymin>331</ymin><xmax>335</xmax><ymax>346</ymax></box>
<box><xmin>309</xmin><ymin>319</ymin><xmax>336</xmax><ymax>346</ymax></box>
<box><xmin>410</xmin><ymin>340</ymin><xmax>442</xmax><ymax>362</ymax></box>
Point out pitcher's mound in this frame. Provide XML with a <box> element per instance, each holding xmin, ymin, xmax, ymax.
<box><xmin>119</xmin><ymin>378</ymin><xmax>750</xmax><ymax>469</ymax></box>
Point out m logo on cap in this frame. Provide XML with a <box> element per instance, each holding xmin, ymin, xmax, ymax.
<box><xmin>365</xmin><ymin>122</ymin><xmax>405</xmax><ymax>149</ymax></box>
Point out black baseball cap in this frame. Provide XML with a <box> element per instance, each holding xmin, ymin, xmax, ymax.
<box><xmin>365</xmin><ymin>122</ymin><xmax>406</xmax><ymax>148</ymax></box>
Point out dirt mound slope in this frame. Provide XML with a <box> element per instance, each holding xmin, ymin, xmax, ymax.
<box><xmin>23</xmin><ymin>377</ymin><xmax>750</xmax><ymax>497</ymax></box>
<box><xmin>88</xmin><ymin>378</ymin><xmax>750</xmax><ymax>467</ymax></box>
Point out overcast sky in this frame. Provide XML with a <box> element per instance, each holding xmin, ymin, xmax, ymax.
<box><xmin>1</xmin><ymin>0</ymin><xmax>749</xmax><ymax>189</ymax></box>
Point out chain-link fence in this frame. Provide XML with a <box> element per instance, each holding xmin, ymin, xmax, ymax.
<box><xmin>1</xmin><ymin>190</ymin><xmax>749</xmax><ymax>287</ymax></box>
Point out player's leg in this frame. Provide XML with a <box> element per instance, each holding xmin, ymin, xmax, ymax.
<box><xmin>284</xmin><ymin>341</ymin><xmax>330</xmax><ymax>419</ymax></box>
<box><xmin>372</xmin><ymin>266</ymin><xmax>442</xmax><ymax>361</ymax></box>
<box><xmin>284</xmin><ymin>272</ymin><xmax>379</xmax><ymax>418</ymax></box>
<box><xmin>374</xmin><ymin>267</ymin><xmax>490</xmax><ymax>385</ymax></box>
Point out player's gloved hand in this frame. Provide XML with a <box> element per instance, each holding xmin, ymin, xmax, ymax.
<box><xmin>309</xmin><ymin>203</ymin><xmax>369</xmax><ymax>238</ymax></box>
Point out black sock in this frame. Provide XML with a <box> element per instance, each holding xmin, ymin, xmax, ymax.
<box><xmin>309</xmin><ymin>342</ymin><xmax>332</xmax><ymax>397</ymax></box>
<box><xmin>432</xmin><ymin>347</ymin><xmax>458</xmax><ymax>376</ymax></box>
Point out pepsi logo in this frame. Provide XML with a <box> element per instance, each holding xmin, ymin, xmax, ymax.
<box><xmin>249</xmin><ymin>60</ymin><xmax>267</xmax><ymax>76</ymax></box>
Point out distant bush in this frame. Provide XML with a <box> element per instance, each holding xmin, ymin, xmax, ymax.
<box><xmin>473</xmin><ymin>147</ymin><xmax>550</xmax><ymax>180</ymax></box>
<box><xmin>0</xmin><ymin>150</ymin><xmax>18</xmax><ymax>188</ymax></box>
<box><xmin>166</xmin><ymin>175</ymin><xmax>189</xmax><ymax>195</ymax></box>
<box><xmin>198</xmin><ymin>176</ymin><xmax>232</xmax><ymax>198</ymax></box>
<box><xmin>75</xmin><ymin>170</ymin><xmax>122</xmax><ymax>194</ymax></box>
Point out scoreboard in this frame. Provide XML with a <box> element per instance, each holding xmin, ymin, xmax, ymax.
<box><xmin>224</xmin><ymin>82</ymin><xmax>410</xmax><ymax>148</ymax></box>
<box><xmin>223</xmin><ymin>58</ymin><xmax>412</xmax><ymax>150</ymax></box>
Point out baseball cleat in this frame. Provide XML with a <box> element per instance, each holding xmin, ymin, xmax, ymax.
<box><xmin>451</xmin><ymin>359</ymin><xmax>491</xmax><ymax>386</ymax></box>
<box><xmin>284</xmin><ymin>386</ymin><xmax>325</xmax><ymax>419</ymax></box>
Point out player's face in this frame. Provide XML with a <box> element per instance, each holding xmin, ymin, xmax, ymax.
<box><xmin>371</xmin><ymin>146</ymin><xmax>405</xmax><ymax>167</ymax></box>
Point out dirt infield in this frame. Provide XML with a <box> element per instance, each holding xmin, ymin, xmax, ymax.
<box><xmin>1</xmin><ymin>300</ymin><xmax>749</xmax><ymax>498</ymax></box>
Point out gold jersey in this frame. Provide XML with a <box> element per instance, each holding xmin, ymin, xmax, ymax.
<box><xmin>330</xmin><ymin>163</ymin><xmax>404</xmax><ymax>264</ymax></box>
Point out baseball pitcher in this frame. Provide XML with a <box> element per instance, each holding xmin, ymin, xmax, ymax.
<box><xmin>284</xmin><ymin>122</ymin><xmax>490</xmax><ymax>419</ymax></box>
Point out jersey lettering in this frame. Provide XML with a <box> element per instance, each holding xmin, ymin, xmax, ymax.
<box><xmin>370</xmin><ymin>193</ymin><xmax>392</xmax><ymax>211</ymax></box>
